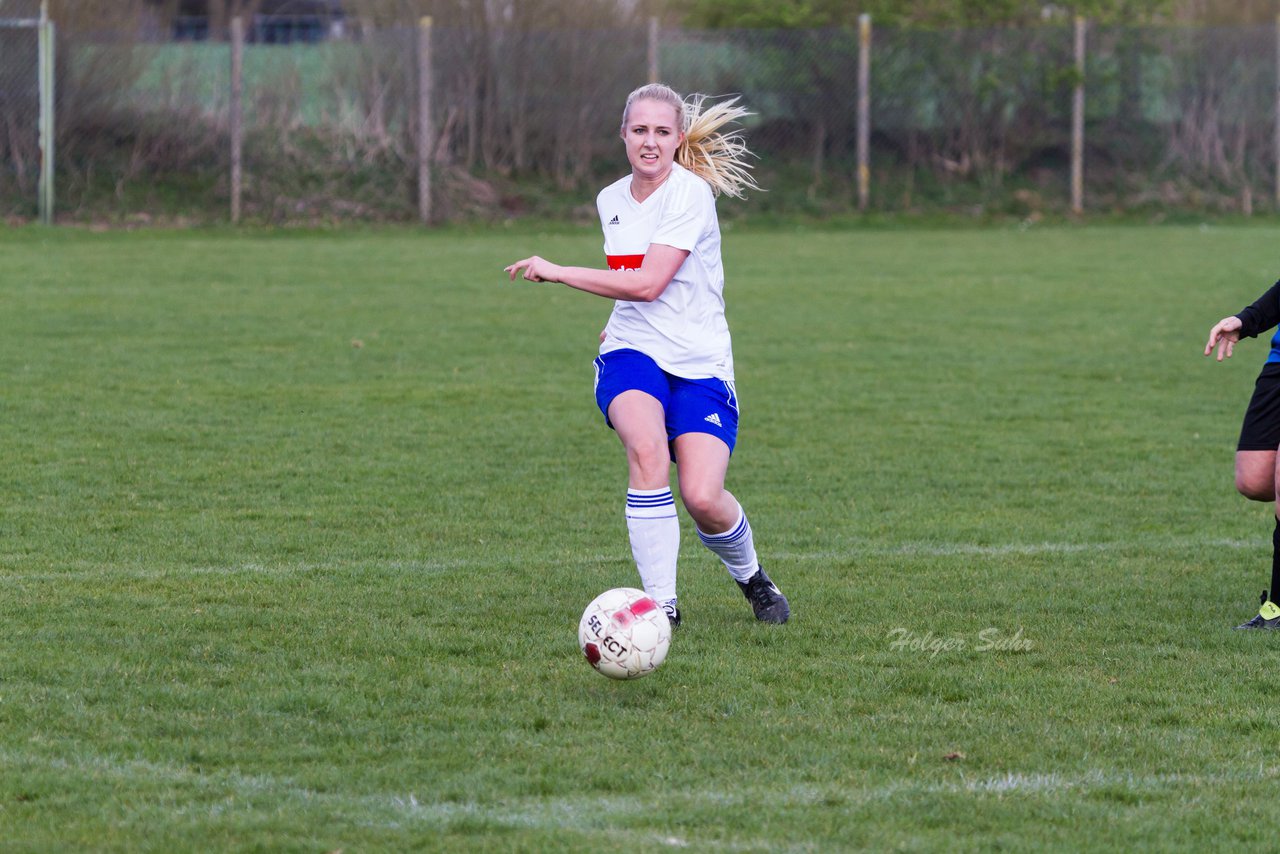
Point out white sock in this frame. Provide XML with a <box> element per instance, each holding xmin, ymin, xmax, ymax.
<box><xmin>697</xmin><ymin>504</ymin><xmax>758</xmax><ymax>582</ymax></box>
<box><xmin>626</xmin><ymin>488</ymin><xmax>679</xmax><ymax>603</ymax></box>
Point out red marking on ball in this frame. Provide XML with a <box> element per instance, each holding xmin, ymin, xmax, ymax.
<box><xmin>611</xmin><ymin>610</ymin><xmax>634</xmax><ymax>628</ymax></box>
<box><xmin>584</xmin><ymin>643</ymin><xmax>601</xmax><ymax>665</ymax></box>
<box><xmin>629</xmin><ymin>597</ymin><xmax>658</xmax><ymax>617</ymax></box>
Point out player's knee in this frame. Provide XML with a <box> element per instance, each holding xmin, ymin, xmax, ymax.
<box><xmin>626</xmin><ymin>438</ymin><xmax>669</xmax><ymax>482</ymax></box>
<box><xmin>1235</xmin><ymin>472</ymin><xmax>1274</xmax><ymax>501</ymax></box>
<box><xmin>679</xmin><ymin>482</ymin><xmax>722</xmax><ymax>523</ymax></box>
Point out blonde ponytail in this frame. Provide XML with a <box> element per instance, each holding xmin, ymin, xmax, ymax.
<box><xmin>677</xmin><ymin>94</ymin><xmax>760</xmax><ymax>199</ymax></box>
<box><xmin>621</xmin><ymin>83</ymin><xmax>761</xmax><ymax>199</ymax></box>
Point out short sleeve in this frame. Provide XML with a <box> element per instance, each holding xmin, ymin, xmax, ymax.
<box><xmin>650</xmin><ymin>177</ymin><xmax>711</xmax><ymax>252</ymax></box>
<box><xmin>595</xmin><ymin>187</ymin><xmax>610</xmax><ymax>229</ymax></box>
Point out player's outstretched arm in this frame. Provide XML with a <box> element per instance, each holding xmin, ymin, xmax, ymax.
<box><xmin>503</xmin><ymin>244</ymin><xmax>689</xmax><ymax>303</ymax></box>
<box><xmin>1205</xmin><ymin>315</ymin><xmax>1243</xmax><ymax>362</ymax></box>
<box><xmin>505</xmin><ymin>255</ymin><xmax>565</xmax><ymax>284</ymax></box>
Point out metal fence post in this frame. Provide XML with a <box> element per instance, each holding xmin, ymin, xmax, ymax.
<box><xmin>418</xmin><ymin>16</ymin><xmax>433</xmax><ymax>225</ymax></box>
<box><xmin>1071</xmin><ymin>16</ymin><xmax>1085</xmax><ymax>215</ymax></box>
<box><xmin>230</xmin><ymin>16</ymin><xmax>244</xmax><ymax>224</ymax></box>
<box><xmin>857</xmin><ymin>13</ymin><xmax>871</xmax><ymax>212</ymax></box>
<box><xmin>37</xmin><ymin>15</ymin><xmax>54</xmax><ymax>225</ymax></box>
<box><xmin>648</xmin><ymin>16</ymin><xmax>659</xmax><ymax>83</ymax></box>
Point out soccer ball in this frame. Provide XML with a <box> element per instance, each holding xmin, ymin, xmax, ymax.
<box><xmin>578</xmin><ymin>587</ymin><xmax>671</xmax><ymax>679</ymax></box>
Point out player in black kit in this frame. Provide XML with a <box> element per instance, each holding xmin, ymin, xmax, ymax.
<box><xmin>1206</xmin><ymin>279</ymin><xmax>1280</xmax><ymax>628</ymax></box>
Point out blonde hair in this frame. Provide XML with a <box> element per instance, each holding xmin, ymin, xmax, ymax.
<box><xmin>620</xmin><ymin>83</ymin><xmax>761</xmax><ymax>199</ymax></box>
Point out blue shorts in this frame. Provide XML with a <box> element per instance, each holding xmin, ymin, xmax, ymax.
<box><xmin>593</xmin><ymin>348</ymin><xmax>739</xmax><ymax>454</ymax></box>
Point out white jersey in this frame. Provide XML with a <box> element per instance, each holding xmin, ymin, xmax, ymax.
<box><xmin>596</xmin><ymin>163</ymin><xmax>733</xmax><ymax>380</ymax></box>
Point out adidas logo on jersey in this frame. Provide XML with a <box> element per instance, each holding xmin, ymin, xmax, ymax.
<box><xmin>608</xmin><ymin>215</ymin><xmax>620</xmax><ymax>225</ymax></box>
<box><xmin>704</xmin><ymin>413</ymin><xmax>722</xmax><ymax>427</ymax></box>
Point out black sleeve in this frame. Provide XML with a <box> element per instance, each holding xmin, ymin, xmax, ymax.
<box><xmin>1235</xmin><ymin>280</ymin><xmax>1280</xmax><ymax>339</ymax></box>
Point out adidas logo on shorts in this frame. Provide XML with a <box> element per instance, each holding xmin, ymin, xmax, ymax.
<box><xmin>608</xmin><ymin>215</ymin><xmax>620</xmax><ymax>225</ymax></box>
<box><xmin>704</xmin><ymin>413</ymin><xmax>722</xmax><ymax>427</ymax></box>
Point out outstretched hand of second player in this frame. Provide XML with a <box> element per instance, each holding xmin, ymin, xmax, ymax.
<box><xmin>1204</xmin><ymin>315</ymin><xmax>1243</xmax><ymax>362</ymax></box>
<box><xmin>504</xmin><ymin>255</ymin><xmax>564</xmax><ymax>284</ymax></box>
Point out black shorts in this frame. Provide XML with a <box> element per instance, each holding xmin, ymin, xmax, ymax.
<box><xmin>1239</xmin><ymin>362</ymin><xmax>1280</xmax><ymax>451</ymax></box>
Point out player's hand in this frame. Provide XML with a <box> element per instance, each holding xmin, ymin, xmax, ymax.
<box><xmin>1205</xmin><ymin>315</ymin><xmax>1243</xmax><ymax>361</ymax></box>
<box><xmin>504</xmin><ymin>256</ymin><xmax>562</xmax><ymax>284</ymax></box>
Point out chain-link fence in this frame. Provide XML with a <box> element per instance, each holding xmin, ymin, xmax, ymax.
<box><xmin>0</xmin><ymin>0</ymin><xmax>43</xmax><ymax>221</ymax></box>
<box><xmin>3</xmin><ymin>15</ymin><xmax>1280</xmax><ymax>223</ymax></box>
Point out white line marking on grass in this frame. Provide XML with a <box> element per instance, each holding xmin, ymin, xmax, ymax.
<box><xmin>0</xmin><ymin>557</ymin><xmax>489</xmax><ymax>583</ymax></box>
<box><xmin>772</xmin><ymin>536</ymin><xmax>1261</xmax><ymax>561</ymax></box>
<box><xmin>8</xmin><ymin>746</ymin><xmax>1280</xmax><ymax>845</ymax></box>
<box><xmin>0</xmin><ymin>536</ymin><xmax>1262</xmax><ymax>583</ymax></box>
<box><xmin>2</xmin><ymin>747</ymin><xmax>762</xmax><ymax>849</ymax></box>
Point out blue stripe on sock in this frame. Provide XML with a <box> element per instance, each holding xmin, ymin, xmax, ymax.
<box><xmin>699</xmin><ymin>515</ymin><xmax>748</xmax><ymax>545</ymax></box>
<box><xmin>628</xmin><ymin>491</ymin><xmax>674</xmax><ymax>508</ymax></box>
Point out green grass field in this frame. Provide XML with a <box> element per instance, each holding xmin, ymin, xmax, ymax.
<box><xmin>3</xmin><ymin>222</ymin><xmax>1280</xmax><ymax>851</ymax></box>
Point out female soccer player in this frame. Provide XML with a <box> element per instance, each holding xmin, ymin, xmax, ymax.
<box><xmin>504</xmin><ymin>83</ymin><xmax>789</xmax><ymax>627</ymax></box>
<box><xmin>1206</xmin><ymin>281</ymin><xmax>1280</xmax><ymax>628</ymax></box>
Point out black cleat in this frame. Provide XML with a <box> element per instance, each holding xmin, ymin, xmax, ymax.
<box><xmin>662</xmin><ymin>601</ymin><xmax>682</xmax><ymax>629</ymax></box>
<box><xmin>737</xmin><ymin>567</ymin><xmax>789</xmax><ymax>624</ymax></box>
<box><xmin>1235</xmin><ymin>590</ymin><xmax>1280</xmax><ymax>630</ymax></box>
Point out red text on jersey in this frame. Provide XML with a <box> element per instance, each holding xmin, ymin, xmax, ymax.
<box><xmin>607</xmin><ymin>254</ymin><xmax>645</xmax><ymax>271</ymax></box>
